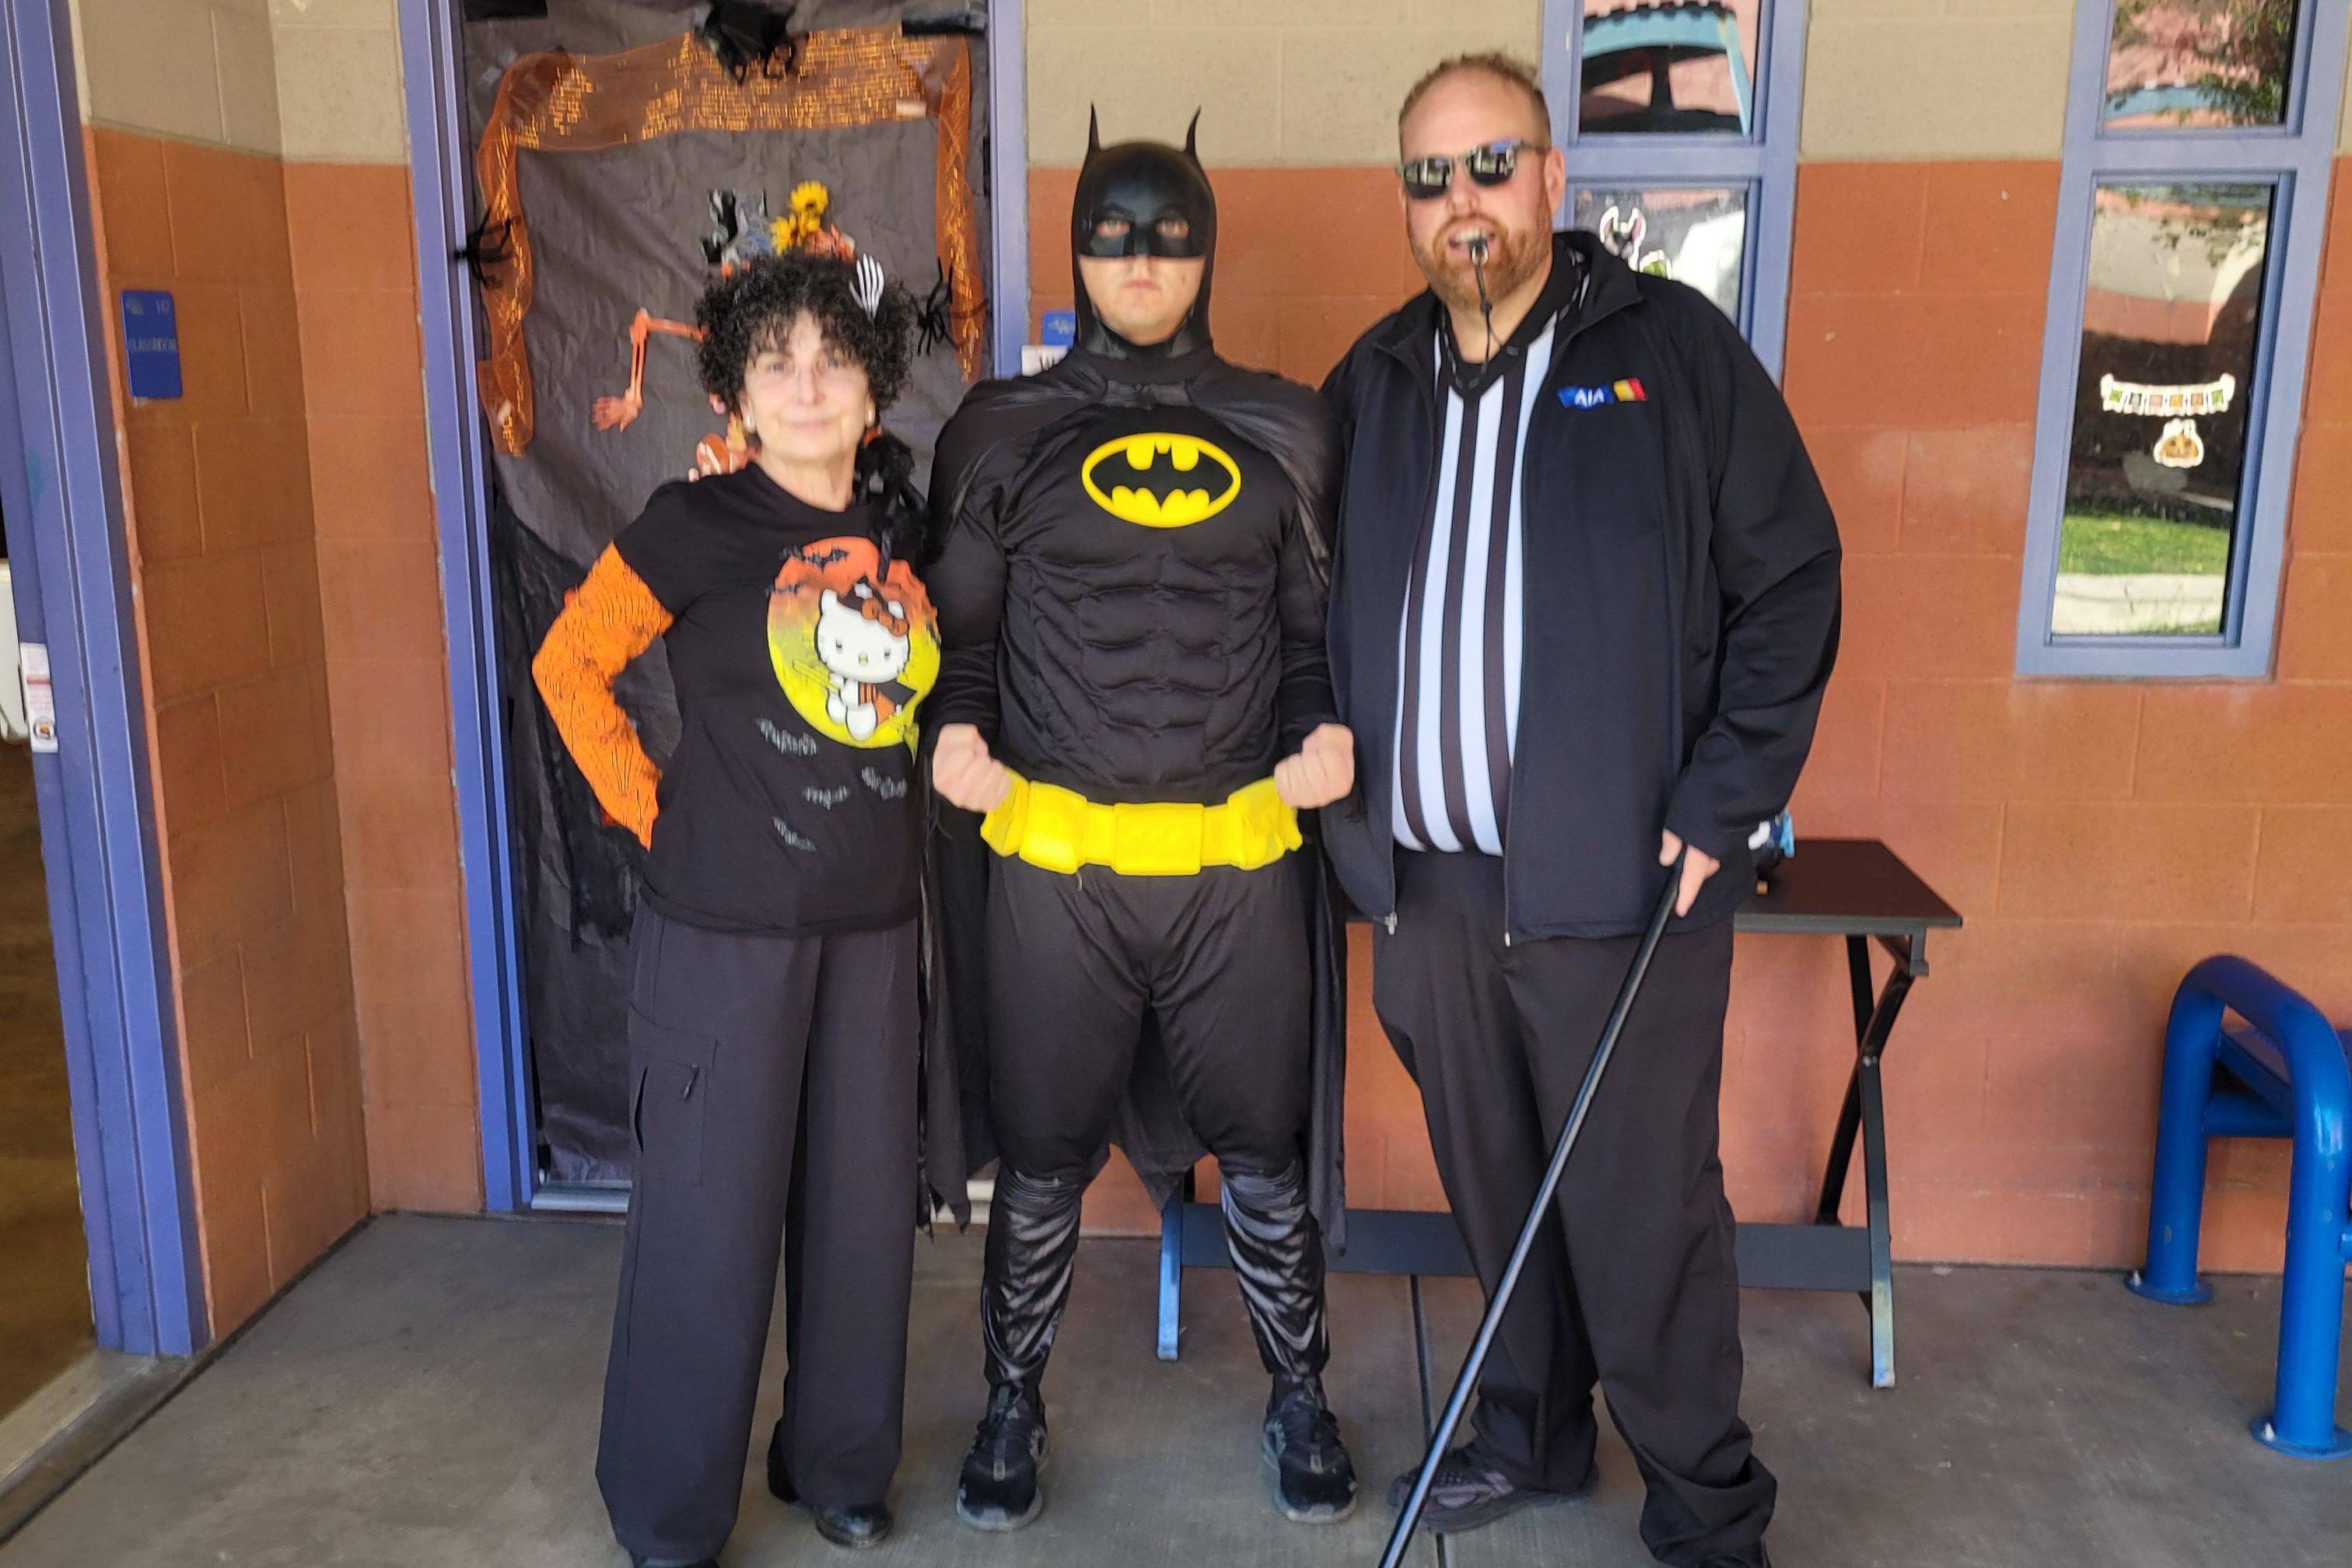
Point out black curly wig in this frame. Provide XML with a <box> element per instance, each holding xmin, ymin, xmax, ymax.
<box><xmin>695</xmin><ymin>249</ymin><xmax>929</xmax><ymax>558</ymax></box>
<box><xmin>694</xmin><ymin>249</ymin><xmax>918</xmax><ymax>415</ymax></box>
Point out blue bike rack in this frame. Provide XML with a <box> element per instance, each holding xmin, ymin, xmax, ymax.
<box><xmin>2128</xmin><ymin>955</ymin><xmax>2352</xmax><ymax>1459</ymax></box>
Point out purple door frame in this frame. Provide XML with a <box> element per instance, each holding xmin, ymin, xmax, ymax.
<box><xmin>0</xmin><ymin>0</ymin><xmax>207</xmax><ymax>1357</ymax></box>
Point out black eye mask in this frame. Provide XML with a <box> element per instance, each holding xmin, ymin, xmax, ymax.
<box><xmin>1069</xmin><ymin>109</ymin><xmax>1217</xmax><ymax>361</ymax></box>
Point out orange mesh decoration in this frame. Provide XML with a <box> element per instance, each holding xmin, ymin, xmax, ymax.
<box><xmin>476</xmin><ymin>27</ymin><xmax>985</xmax><ymax>456</ymax></box>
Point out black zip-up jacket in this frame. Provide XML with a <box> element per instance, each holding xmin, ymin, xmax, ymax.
<box><xmin>1320</xmin><ymin>232</ymin><xmax>1841</xmax><ymax>939</ymax></box>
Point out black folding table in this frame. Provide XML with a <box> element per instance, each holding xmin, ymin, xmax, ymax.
<box><xmin>1155</xmin><ymin>838</ymin><xmax>1962</xmax><ymax>1389</ymax></box>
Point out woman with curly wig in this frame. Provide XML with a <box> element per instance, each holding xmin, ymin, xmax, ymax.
<box><xmin>533</xmin><ymin>249</ymin><xmax>934</xmax><ymax>1564</ymax></box>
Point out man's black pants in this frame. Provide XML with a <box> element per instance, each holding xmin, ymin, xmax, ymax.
<box><xmin>1371</xmin><ymin>853</ymin><xmax>1774</xmax><ymax>1567</ymax></box>
<box><xmin>985</xmin><ymin>856</ymin><xmax>1311</xmax><ymax>1181</ymax></box>
<box><xmin>597</xmin><ymin>904</ymin><xmax>918</xmax><ymax>1565</ymax></box>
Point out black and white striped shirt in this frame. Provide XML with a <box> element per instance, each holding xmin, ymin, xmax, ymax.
<box><xmin>1392</xmin><ymin>303</ymin><xmax>1565</xmax><ymax>856</ymax></box>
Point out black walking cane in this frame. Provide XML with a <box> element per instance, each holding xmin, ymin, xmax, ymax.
<box><xmin>1377</xmin><ymin>855</ymin><xmax>1687</xmax><ymax>1568</ymax></box>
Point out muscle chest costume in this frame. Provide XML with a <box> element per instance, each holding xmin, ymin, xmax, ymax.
<box><xmin>921</xmin><ymin>117</ymin><xmax>1359</xmax><ymax>1530</ymax></box>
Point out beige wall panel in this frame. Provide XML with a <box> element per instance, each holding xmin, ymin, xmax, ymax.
<box><xmin>1027</xmin><ymin>0</ymin><xmax>1540</xmax><ymax>166</ymax></box>
<box><xmin>215</xmin><ymin>9</ymin><xmax>285</xmax><ymax>157</ymax></box>
<box><xmin>1802</xmin><ymin>16</ymin><xmax>2072</xmax><ymax>159</ymax></box>
<box><xmin>2341</xmin><ymin>16</ymin><xmax>2352</xmax><ymax>156</ymax></box>
<box><xmin>1177</xmin><ymin>0</ymin><xmax>1410</xmax><ymax>26</ymax></box>
<box><xmin>268</xmin><ymin>0</ymin><xmax>397</xmax><ymax>22</ymax></box>
<box><xmin>1028</xmin><ymin>24</ymin><xmax>1282</xmax><ymax>166</ymax></box>
<box><xmin>1282</xmin><ymin>24</ymin><xmax>1542</xmax><ymax>166</ymax></box>
<box><xmin>79</xmin><ymin>0</ymin><xmax>230</xmax><ymax>146</ymax></box>
<box><xmin>273</xmin><ymin>23</ymin><xmax>406</xmax><ymax>163</ymax></box>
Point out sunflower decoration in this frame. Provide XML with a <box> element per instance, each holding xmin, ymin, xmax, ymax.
<box><xmin>771</xmin><ymin>180</ymin><xmax>857</xmax><ymax>261</ymax></box>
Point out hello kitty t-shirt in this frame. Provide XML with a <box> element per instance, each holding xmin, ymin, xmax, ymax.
<box><xmin>613</xmin><ymin>467</ymin><xmax>937</xmax><ymax>934</ymax></box>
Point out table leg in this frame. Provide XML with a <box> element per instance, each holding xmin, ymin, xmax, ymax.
<box><xmin>1859</xmin><ymin>1045</ymin><xmax>1896</xmax><ymax>1388</ymax></box>
<box><xmin>1810</xmin><ymin>933</ymin><xmax>1920</xmax><ymax>1387</ymax></box>
<box><xmin>1814</xmin><ymin>936</ymin><xmax>1876</xmax><ymax>1223</ymax></box>
<box><xmin>1157</xmin><ymin>1177</ymin><xmax>1188</xmax><ymax>1362</ymax></box>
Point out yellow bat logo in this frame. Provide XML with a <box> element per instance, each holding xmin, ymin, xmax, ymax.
<box><xmin>1080</xmin><ymin>433</ymin><xmax>1242</xmax><ymax>527</ymax></box>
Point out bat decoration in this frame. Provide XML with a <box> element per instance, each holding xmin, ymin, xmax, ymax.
<box><xmin>698</xmin><ymin>0</ymin><xmax>800</xmax><ymax>84</ymax></box>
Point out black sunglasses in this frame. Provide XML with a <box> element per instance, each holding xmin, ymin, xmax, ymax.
<box><xmin>1396</xmin><ymin>139</ymin><xmax>1545</xmax><ymax>201</ymax></box>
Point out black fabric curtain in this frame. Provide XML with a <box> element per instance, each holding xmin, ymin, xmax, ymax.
<box><xmin>460</xmin><ymin>0</ymin><xmax>992</xmax><ymax>1181</ymax></box>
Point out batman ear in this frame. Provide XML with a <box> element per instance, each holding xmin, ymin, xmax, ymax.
<box><xmin>1087</xmin><ymin>106</ymin><xmax>1101</xmax><ymax>159</ymax></box>
<box><xmin>1184</xmin><ymin>108</ymin><xmax>1201</xmax><ymax>163</ymax></box>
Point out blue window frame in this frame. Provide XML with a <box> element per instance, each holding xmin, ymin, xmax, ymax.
<box><xmin>1538</xmin><ymin>0</ymin><xmax>1808</xmax><ymax>380</ymax></box>
<box><xmin>2017</xmin><ymin>0</ymin><xmax>2349</xmax><ymax>677</ymax></box>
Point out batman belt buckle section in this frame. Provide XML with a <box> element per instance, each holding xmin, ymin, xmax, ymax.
<box><xmin>1007</xmin><ymin>779</ymin><xmax>1087</xmax><ymax>875</ymax></box>
<box><xmin>1222</xmin><ymin>779</ymin><xmax>1300</xmax><ymax>870</ymax></box>
<box><xmin>1111</xmin><ymin>800</ymin><xmax>1206</xmax><ymax>877</ymax></box>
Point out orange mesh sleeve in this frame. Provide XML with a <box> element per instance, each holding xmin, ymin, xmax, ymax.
<box><xmin>532</xmin><ymin>547</ymin><xmax>673</xmax><ymax>849</ymax></box>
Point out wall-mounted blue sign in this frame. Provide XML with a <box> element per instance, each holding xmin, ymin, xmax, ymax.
<box><xmin>1041</xmin><ymin>310</ymin><xmax>1076</xmax><ymax>348</ymax></box>
<box><xmin>119</xmin><ymin>289</ymin><xmax>182</xmax><ymax>401</ymax></box>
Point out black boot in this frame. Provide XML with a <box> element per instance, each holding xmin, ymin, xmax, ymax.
<box><xmin>1221</xmin><ymin>1164</ymin><xmax>1356</xmax><ymax>1524</ymax></box>
<box><xmin>955</xmin><ymin>1167</ymin><xmax>1081</xmax><ymax>1532</ymax></box>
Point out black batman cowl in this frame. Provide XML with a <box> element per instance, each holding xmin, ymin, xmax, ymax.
<box><xmin>1070</xmin><ymin>110</ymin><xmax>1216</xmax><ymax>361</ymax></box>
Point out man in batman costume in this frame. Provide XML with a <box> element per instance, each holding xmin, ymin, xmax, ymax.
<box><xmin>924</xmin><ymin>113</ymin><xmax>1359</xmax><ymax>1531</ymax></box>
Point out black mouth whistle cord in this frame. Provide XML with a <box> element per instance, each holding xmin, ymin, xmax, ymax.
<box><xmin>1377</xmin><ymin>855</ymin><xmax>1687</xmax><ymax>1568</ymax></box>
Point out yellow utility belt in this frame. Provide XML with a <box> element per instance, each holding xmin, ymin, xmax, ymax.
<box><xmin>980</xmin><ymin>775</ymin><xmax>1300</xmax><ymax>877</ymax></box>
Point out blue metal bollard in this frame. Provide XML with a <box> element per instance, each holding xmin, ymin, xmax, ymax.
<box><xmin>2130</xmin><ymin>956</ymin><xmax>2352</xmax><ymax>1459</ymax></box>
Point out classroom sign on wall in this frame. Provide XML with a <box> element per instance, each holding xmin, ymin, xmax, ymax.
<box><xmin>118</xmin><ymin>289</ymin><xmax>181</xmax><ymax>401</ymax></box>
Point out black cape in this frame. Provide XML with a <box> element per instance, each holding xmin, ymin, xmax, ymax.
<box><xmin>916</xmin><ymin>348</ymin><xmax>1349</xmax><ymax>1250</ymax></box>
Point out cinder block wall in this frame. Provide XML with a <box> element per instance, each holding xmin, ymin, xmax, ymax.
<box><xmin>71</xmin><ymin>0</ymin><xmax>476</xmax><ymax>1338</ymax></box>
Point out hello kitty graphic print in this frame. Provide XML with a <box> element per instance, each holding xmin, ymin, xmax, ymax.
<box><xmin>768</xmin><ymin>536</ymin><xmax>939</xmax><ymax>750</ymax></box>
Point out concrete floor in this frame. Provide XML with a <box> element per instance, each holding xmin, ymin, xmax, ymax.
<box><xmin>2</xmin><ymin>1214</ymin><xmax>2346</xmax><ymax>1567</ymax></box>
<box><xmin>0</xmin><ymin>742</ymin><xmax>89</xmax><ymax>1419</ymax></box>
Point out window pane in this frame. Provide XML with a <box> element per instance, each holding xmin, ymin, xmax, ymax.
<box><xmin>1572</xmin><ymin>187</ymin><xmax>1746</xmax><ymax>321</ymax></box>
<box><xmin>1581</xmin><ymin>0</ymin><xmax>1762</xmax><ymax>136</ymax></box>
<box><xmin>2055</xmin><ymin>182</ymin><xmax>2272</xmax><ymax>637</ymax></box>
<box><xmin>2104</xmin><ymin>0</ymin><xmax>2299</xmax><ymax>130</ymax></box>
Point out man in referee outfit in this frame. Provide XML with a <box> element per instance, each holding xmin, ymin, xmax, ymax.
<box><xmin>1318</xmin><ymin>52</ymin><xmax>1841</xmax><ymax>1568</ymax></box>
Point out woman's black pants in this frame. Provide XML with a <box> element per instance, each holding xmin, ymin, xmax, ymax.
<box><xmin>596</xmin><ymin>903</ymin><xmax>918</xmax><ymax>1565</ymax></box>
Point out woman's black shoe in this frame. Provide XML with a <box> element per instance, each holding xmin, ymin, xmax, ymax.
<box><xmin>803</xmin><ymin>1500</ymin><xmax>891</xmax><ymax>1549</ymax></box>
<box><xmin>766</xmin><ymin>1435</ymin><xmax>892</xmax><ymax>1549</ymax></box>
<box><xmin>955</xmin><ymin>1384</ymin><xmax>1049</xmax><ymax>1531</ymax></box>
<box><xmin>1262</xmin><ymin>1374</ymin><xmax>1357</xmax><ymax>1523</ymax></box>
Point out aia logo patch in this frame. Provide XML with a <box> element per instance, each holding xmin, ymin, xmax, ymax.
<box><xmin>1559</xmin><ymin>379</ymin><xmax>1647</xmax><ymax>409</ymax></box>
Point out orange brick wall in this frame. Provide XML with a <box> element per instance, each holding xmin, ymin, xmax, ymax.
<box><xmin>86</xmin><ymin>129</ymin><xmax>370</xmax><ymax>1331</ymax></box>
<box><xmin>1766</xmin><ymin>157</ymin><xmax>2352</xmax><ymax>1270</ymax></box>
<box><xmin>282</xmin><ymin>166</ymin><xmax>482</xmax><ymax>1214</ymax></box>
<box><xmin>82</xmin><ymin>128</ymin><xmax>481</xmax><ymax>1333</ymax></box>
<box><xmin>1035</xmin><ymin>161</ymin><xmax>2352</xmax><ymax>1269</ymax></box>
